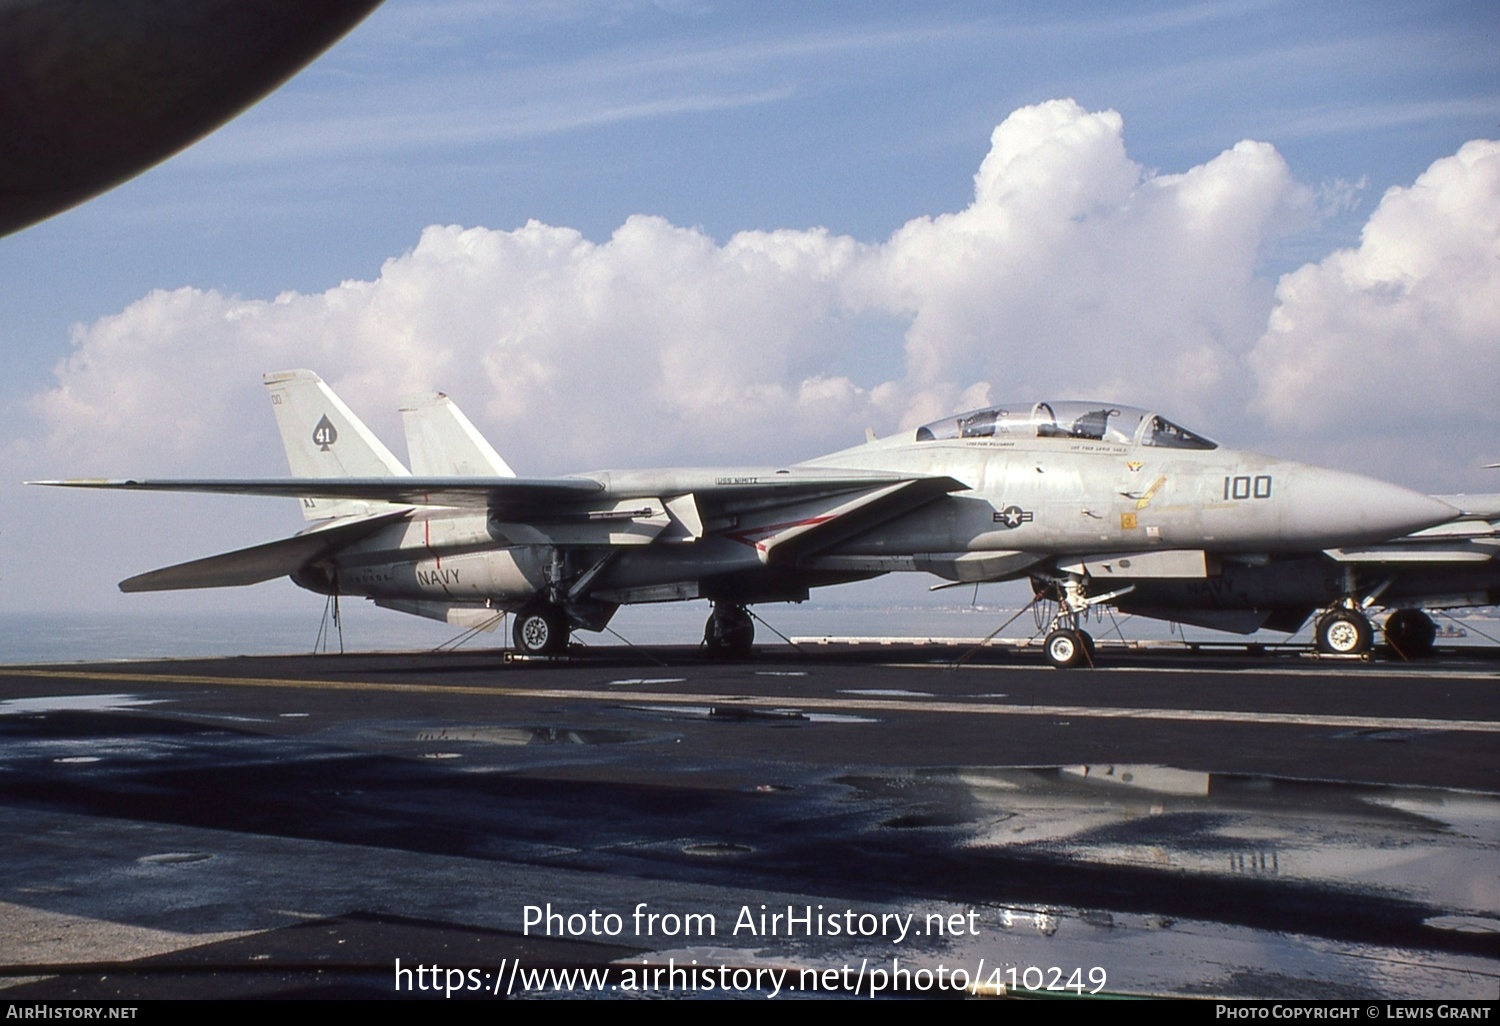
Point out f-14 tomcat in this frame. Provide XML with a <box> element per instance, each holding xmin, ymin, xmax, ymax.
<box><xmin>37</xmin><ymin>370</ymin><xmax>1498</xmax><ymax>666</ymax></box>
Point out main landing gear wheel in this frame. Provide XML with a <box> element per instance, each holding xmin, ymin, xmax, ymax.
<box><xmin>1383</xmin><ymin>609</ymin><xmax>1437</xmax><ymax>659</ymax></box>
<box><xmin>1315</xmin><ymin>610</ymin><xmax>1373</xmax><ymax>656</ymax></box>
<box><xmin>1044</xmin><ymin>628</ymin><xmax>1093</xmax><ymax>669</ymax></box>
<box><xmin>513</xmin><ymin>605</ymin><xmax>570</xmax><ymax>656</ymax></box>
<box><xmin>704</xmin><ymin>604</ymin><xmax>754</xmax><ymax>658</ymax></box>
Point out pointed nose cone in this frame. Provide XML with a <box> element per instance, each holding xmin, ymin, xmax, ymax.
<box><xmin>1282</xmin><ymin>467</ymin><xmax>1458</xmax><ymax>546</ymax></box>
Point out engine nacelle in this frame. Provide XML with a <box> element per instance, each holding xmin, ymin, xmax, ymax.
<box><xmin>300</xmin><ymin>547</ymin><xmax>552</xmax><ymax>603</ymax></box>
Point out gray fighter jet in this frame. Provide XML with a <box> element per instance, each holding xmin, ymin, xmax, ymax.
<box><xmin>36</xmin><ymin>370</ymin><xmax>1486</xmax><ymax>666</ymax></box>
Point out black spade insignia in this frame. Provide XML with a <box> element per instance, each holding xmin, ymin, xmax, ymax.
<box><xmin>313</xmin><ymin>414</ymin><xmax>338</xmax><ymax>451</ymax></box>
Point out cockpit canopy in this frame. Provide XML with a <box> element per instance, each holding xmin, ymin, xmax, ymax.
<box><xmin>914</xmin><ymin>402</ymin><xmax>1216</xmax><ymax>450</ymax></box>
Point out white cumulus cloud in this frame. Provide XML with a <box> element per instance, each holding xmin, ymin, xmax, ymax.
<box><xmin>1247</xmin><ymin>139</ymin><xmax>1500</xmax><ymax>484</ymax></box>
<box><xmin>21</xmin><ymin>99</ymin><xmax>1324</xmax><ymax>485</ymax></box>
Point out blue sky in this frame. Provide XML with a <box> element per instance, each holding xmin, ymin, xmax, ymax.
<box><xmin>2</xmin><ymin>0</ymin><xmax>1498</xmax><ymax>617</ymax></box>
<box><xmin>5</xmin><ymin>2</ymin><xmax>1494</xmax><ymax>340</ymax></box>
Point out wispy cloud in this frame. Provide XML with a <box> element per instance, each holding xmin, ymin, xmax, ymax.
<box><xmin>177</xmin><ymin>18</ymin><xmax>966</xmax><ymax>167</ymax></box>
<box><xmin>184</xmin><ymin>86</ymin><xmax>798</xmax><ymax>166</ymax></box>
<box><xmin>1261</xmin><ymin>97</ymin><xmax>1500</xmax><ymax>140</ymax></box>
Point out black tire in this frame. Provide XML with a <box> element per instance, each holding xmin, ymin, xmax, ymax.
<box><xmin>1315</xmin><ymin>610</ymin><xmax>1373</xmax><ymax>655</ymax></box>
<box><xmin>513</xmin><ymin>606</ymin><xmax>569</xmax><ymax>656</ymax></box>
<box><xmin>704</xmin><ymin>605</ymin><xmax>754</xmax><ymax>658</ymax></box>
<box><xmin>1383</xmin><ymin>609</ymin><xmax>1437</xmax><ymax>659</ymax></box>
<box><xmin>1044</xmin><ymin>628</ymin><xmax>1089</xmax><ymax>668</ymax></box>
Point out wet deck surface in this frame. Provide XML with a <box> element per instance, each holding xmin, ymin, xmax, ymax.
<box><xmin>1</xmin><ymin>644</ymin><xmax>1496</xmax><ymax>999</ymax></box>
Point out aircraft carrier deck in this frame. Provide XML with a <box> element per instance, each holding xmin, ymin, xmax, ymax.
<box><xmin>2</xmin><ymin>642</ymin><xmax>1496</xmax><ymax>1000</ymax></box>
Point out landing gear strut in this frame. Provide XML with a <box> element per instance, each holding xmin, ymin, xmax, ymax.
<box><xmin>513</xmin><ymin>604</ymin><xmax>570</xmax><ymax>656</ymax></box>
<box><xmin>704</xmin><ymin>603</ymin><xmax>754</xmax><ymax>658</ymax></box>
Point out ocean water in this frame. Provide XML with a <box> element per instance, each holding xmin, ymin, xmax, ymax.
<box><xmin>4</xmin><ymin>599</ymin><xmax>1494</xmax><ymax>665</ymax></box>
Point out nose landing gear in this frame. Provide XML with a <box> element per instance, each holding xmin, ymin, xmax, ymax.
<box><xmin>1044</xmin><ymin>627</ymin><xmax>1094</xmax><ymax>669</ymax></box>
<box><xmin>1035</xmin><ymin>575</ymin><xmax>1127</xmax><ymax>668</ymax></box>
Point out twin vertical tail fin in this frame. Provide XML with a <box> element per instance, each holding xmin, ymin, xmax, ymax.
<box><xmin>399</xmin><ymin>392</ymin><xmax>516</xmax><ymax>477</ymax></box>
<box><xmin>262</xmin><ymin>369</ymin><xmax>411</xmax><ymax>520</ymax></box>
<box><xmin>262</xmin><ymin>370</ymin><xmax>517</xmax><ymax>518</ymax></box>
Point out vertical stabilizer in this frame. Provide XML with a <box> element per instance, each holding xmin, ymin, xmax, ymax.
<box><xmin>400</xmin><ymin>392</ymin><xmax>516</xmax><ymax>477</ymax></box>
<box><xmin>263</xmin><ymin>369</ymin><xmax>410</xmax><ymax>520</ymax></box>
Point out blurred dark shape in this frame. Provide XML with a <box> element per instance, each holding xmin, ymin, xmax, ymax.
<box><xmin>0</xmin><ymin>0</ymin><xmax>384</xmax><ymax>236</ymax></box>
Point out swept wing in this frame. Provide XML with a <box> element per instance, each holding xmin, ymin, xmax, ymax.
<box><xmin>33</xmin><ymin>470</ymin><xmax>957</xmax><ymax>516</ymax></box>
<box><xmin>34</xmin><ymin>476</ymin><xmax>603</xmax><ymax>514</ymax></box>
